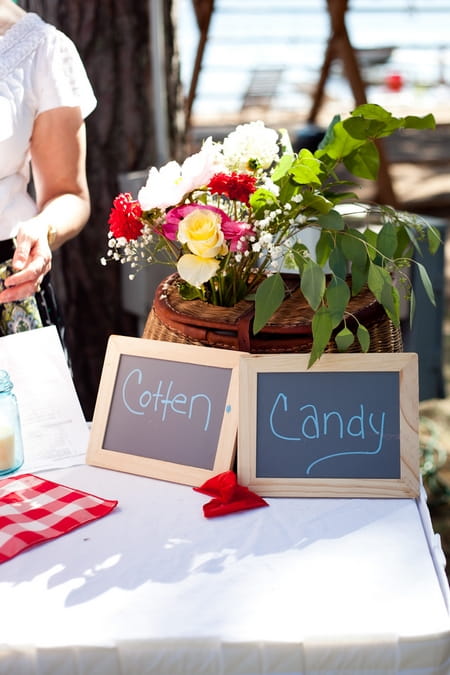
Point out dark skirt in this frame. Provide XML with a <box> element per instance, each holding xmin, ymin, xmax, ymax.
<box><xmin>0</xmin><ymin>238</ymin><xmax>66</xmax><ymax>346</ymax></box>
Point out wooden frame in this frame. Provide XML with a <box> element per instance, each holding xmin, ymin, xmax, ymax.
<box><xmin>87</xmin><ymin>336</ymin><xmax>242</xmax><ymax>486</ymax></box>
<box><xmin>238</xmin><ymin>352</ymin><xmax>419</xmax><ymax>498</ymax></box>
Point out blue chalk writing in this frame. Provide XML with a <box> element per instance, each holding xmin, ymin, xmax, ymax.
<box><xmin>306</xmin><ymin>410</ymin><xmax>385</xmax><ymax>474</ymax></box>
<box><xmin>270</xmin><ymin>393</ymin><xmax>302</xmax><ymax>441</ymax></box>
<box><xmin>268</xmin><ymin>392</ymin><xmax>387</xmax><ymax>474</ymax></box>
<box><xmin>121</xmin><ymin>368</ymin><xmax>212</xmax><ymax>430</ymax></box>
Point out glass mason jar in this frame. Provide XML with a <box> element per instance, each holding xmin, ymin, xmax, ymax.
<box><xmin>0</xmin><ymin>370</ymin><xmax>24</xmax><ymax>475</ymax></box>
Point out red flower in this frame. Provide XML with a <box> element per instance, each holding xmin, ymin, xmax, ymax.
<box><xmin>108</xmin><ymin>193</ymin><xmax>143</xmax><ymax>241</ymax></box>
<box><xmin>208</xmin><ymin>172</ymin><xmax>257</xmax><ymax>204</ymax></box>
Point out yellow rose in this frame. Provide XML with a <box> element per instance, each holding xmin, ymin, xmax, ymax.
<box><xmin>177</xmin><ymin>209</ymin><xmax>227</xmax><ymax>258</ymax></box>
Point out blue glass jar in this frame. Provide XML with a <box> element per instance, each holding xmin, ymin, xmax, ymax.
<box><xmin>0</xmin><ymin>370</ymin><xmax>24</xmax><ymax>475</ymax></box>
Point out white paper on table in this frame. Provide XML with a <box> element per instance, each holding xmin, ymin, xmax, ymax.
<box><xmin>0</xmin><ymin>326</ymin><xmax>89</xmax><ymax>472</ymax></box>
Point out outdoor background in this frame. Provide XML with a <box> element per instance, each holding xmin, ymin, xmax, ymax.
<box><xmin>18</xmin><ymin>0</ymin><xmax>450</xmax><ymax>416</ymax></box>
<box><xmin>18</xmin><ymin>1</ymin><xmax>450</xmax><ymax>572</ymax></box>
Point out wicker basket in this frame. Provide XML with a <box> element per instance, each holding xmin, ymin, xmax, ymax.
<box><xmin>142</xmin><ymin>273</ymin><xmax>403</xmax><ymax>354</ymax></box>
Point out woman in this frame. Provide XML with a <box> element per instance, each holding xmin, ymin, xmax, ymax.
<box><xmin>0</xmin><ymin>0</ymin><xmax>96</xmax><ymax>335</ymax></box>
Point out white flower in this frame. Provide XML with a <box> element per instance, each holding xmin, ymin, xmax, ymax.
<box><xmin>138</xmin><ymin>161</ymin><xmax>186</xmax><ymax>210</ymax></box>
<box><xmin>259</xmin><ymin>232</ymin><xmax>274</xmax><ymax>246</ymax></box>
<box><xmin>260</xmin><ymin>176</ymin><xmax>280</xmax><ymax>196</ymax></box>
<box><xmin>221</xmin><ymin>120</ymin><xmax>279</xmax><ymax>172</ymax></box>
<box><xmin>177</xmin><ymin>254</ymin><xmax>220</xmax><ymax>287</ymax></box>
<box><xmin>138</xmin><ymin>138</ymin><xmax>222</xmax><ymax>211</ymax></box>
<box><xmin>181</xmin><ymin>137</ymin><xmax>224</xmax><ymax>193</ymax></box>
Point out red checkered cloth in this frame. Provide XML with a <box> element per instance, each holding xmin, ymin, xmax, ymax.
<box><xmin>0</xmin><ymin>473</ymin><xmax>118</xmax><ymax>563</ymax></box>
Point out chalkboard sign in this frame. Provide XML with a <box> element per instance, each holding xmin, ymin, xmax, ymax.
<box><xmin>87</xmin><ymin>336</ymin><xmax>242</xmax><ymax>486</ymax></box>
<box><xmin>238</xmin><ymin>353</ymin><xmax>419</xmax><ymax>498</ymax></box>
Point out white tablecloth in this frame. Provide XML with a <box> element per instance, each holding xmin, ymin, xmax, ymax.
<box><xmin>0</xmin><ymin>464</ymin><xmax>449</xmax><ymax>674</ymax></box>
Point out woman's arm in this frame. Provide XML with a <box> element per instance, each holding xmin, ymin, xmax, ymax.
<box><xmin>0</xmin><ymin>106</ymin><xmax>91</xmax><ymax>302</ymax></box>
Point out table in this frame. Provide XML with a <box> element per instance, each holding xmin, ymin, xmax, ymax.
<box><xmin>1</xmin><ymin>463</ymin><xmax>449</xmax><ymax>674</ymax></box>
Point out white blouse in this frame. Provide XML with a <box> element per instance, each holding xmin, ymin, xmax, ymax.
<box><xmin>0</xmin><ymin>13</ymin><xmax>96</xmax><ymax>240</ymax></box>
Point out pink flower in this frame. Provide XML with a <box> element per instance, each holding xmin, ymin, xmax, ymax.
<box><xmin>221</xmin><ymin>220</ymin><xmax>254</xmax><ymax>252</ymax></box>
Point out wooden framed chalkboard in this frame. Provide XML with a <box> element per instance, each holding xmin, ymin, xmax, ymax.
<box><xmin>87</xmin><ymin>336</ymin><xmax>242</xmax><ymax>486</ymax></box>
<box><xmin>238</xmin><ymin>353</ymin><xmax>419</xmax><ymax>498</ymax></box>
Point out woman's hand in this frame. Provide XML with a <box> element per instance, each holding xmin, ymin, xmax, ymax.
<box><xmin>0</xmin><ymin>106</ymin><xmax>91</xmax><ymax>304</ymax></box>
<box><xmin>0</xmin><ymin>105</ymin><xmax>90</xmax><ymax>304</ymax></box>
<box><xmin>0</xmin><ymin>219</ymin><xmax>51</xmax><ymax>303</ymax></box>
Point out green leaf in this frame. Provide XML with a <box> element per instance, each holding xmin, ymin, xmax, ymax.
<box><xmin>317</xmin><ymin>114</ymin><xmax>341</xmax><ymax>150</ymax></box>
<box><xmin>349</xmin><ymin>104</ymin><xmax>404</xmax><ymax>136</ymax></box>
<box><xmin>363</xmin><ymin>228</ymin><xmax>379</xmax><ymax>261</ymax></box>
<box><xmin>415</xmin><ymin>261</ymin><xmax>436</xmax><ymax>307</ymax></box>
<box><xmin>351</xmin><ymin>261</ymin><xmax>369</xmax><ymax>296</ymax></box>
<box><xmin>394</xmin><ymin>225</ymin><xmax>413</xmax><ymax>259</ymax></box>
<box><xmin>351</xmin><ymin>103</ymin><xmax>394</xmax><ymax>122</ymax></box>
<box><xmin>318</xmin><ymin>120</ymin><xmax>364</xmax><ymax>160</ymax></box>
<box><xmin>342</xmin><ymin>116</ymin><xmax>386</xmax><ymax>140</ymax></box>
<box><xmin>335</xmin><ymin>327</ymin><xmax>355</xmax><ymax>352</ymax></box>
<box><xmin>291</xmin><ymin>243</ymin><xmax>309</xmax><ymax>274</ymax></box>
<box><xmin>308</xmin><ymin>306</ymin><xmax>333</xmax><ymax>367</ymax></box>
<box><xmin>301</xmin><ymin>191</ymin><xmax>334</xmax><ymax>214</ymax></box>
<box><xmin>317</xmin><ymin>209</ymin><xmax>345</xmax><ymax>230</ymax></box>
<box><xmin>253</xmin><ymin>273</ymin><xmax>286</xmax><ymax>334</ymax></box>
<box><xmin>409</xmin><ymin>287</ymin><xmax>416</xmax><ymax>329</ymax></box>
<box><xmin>271</xmin><ymin>153</ymin><xmax>295</xmax><ymax>182</ymax></box>
<box><xmin>357</xmin><ymin>324</ymin><xmax>370</xmax><ymax>352</ymax></box>
<box><xmin>377</xmin><ymin>220</ymin><xmax>398</xmax><ymax>259</ymax></box>
<box><xmin>249</xmin><ymin>188</ymin><xmax>278</xmax><ymax>217</ymax></box>
<box><xmin>404</xmin><ymin>222</ymin><xmax>423</xmax><ymax>256</ymax></box>
<box><xmin>300</xmin><ymin>261</ymin><xmax>326</xmax><ymax>311</ymax></box>
<box><xmin>178</xmin><ymin>282</ymin><xmax>203</xmax><ymax>301</ymax></box>
<box><xmin>328</xmin><ymin>245</ymin><xmax>347</xmax><ymax>280</ymax></box>
<box><xmin>278</xmin><ymin>177</ymin><xmax>298</xmax><ymax>205</ymax></box>
<box><xmin>403</xmin><ymin>113</ymin><xmax>436</xmax><ymax>130</ymax></box>
<box><xmin>325</xmin><ymin>276</ymin><xmax>350</xmax><ymax>328</ymax></box>
<box><xmin>339</xmin><ymin>231</ymin><xmax>368</xmax><ymax>268</ymax></box>
<box><xmin>289</xmin><ymin>149</ymin><xmax>322</xmax><ymax>185</ymax></box>
<box><xmin>315</xmin><ymin>230</ymin><xmax>333</xmax><ymax>267</ymax></box>
<box><xmin>367</xmin><ymin>262</ymin><xmax>388</xmax><ymax>299</ymax></box>
<box><xmin>343</xmin><ymin>142</ymin><xmax>379</xmax><ymax>180</ymax></box>
<box><xmin>367</xmin><ymin>263</ymin><xmax>399</xmax><ymax>325</ymax></box>
<box><xmin>427</xmin><ymin>224</ymin><xmax>441</xmax><ymax>255</ymax></box>
<box><xmin>381</xmin><ymin>281</ymin><xmax>400</xmax><ymax>326</ymax></box>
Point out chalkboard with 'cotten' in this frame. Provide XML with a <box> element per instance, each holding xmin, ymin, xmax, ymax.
<box><xmin>238</xmin><ymin>352</ymin><xmax>419</xmax><ymax>498</ymax></box>
<box><xmin>87</xmin><ymin>336</ymin><xmax>242</xmax><ymax>486</ymax></box>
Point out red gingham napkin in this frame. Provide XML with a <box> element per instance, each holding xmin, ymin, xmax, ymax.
<box><xmin>0</xmin><ymin>473</ymin><xmax>118</xmax><ymax>563</ymax></box>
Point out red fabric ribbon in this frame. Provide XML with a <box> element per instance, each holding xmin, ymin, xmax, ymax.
<box><xmin>194</xmin><ymin>471</ymin><xmax>268</xmax><ymax>518</ymax></box>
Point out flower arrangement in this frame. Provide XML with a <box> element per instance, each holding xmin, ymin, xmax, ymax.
<box><xmin>103</xmin><ymin>104</ymin><xmax>439</xmax><ymax>365</ymax></box>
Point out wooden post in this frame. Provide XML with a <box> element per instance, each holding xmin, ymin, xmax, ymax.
<box><xmin>185</xmin><ymin>0</ymin><xmax>214</xmax><ymax>133</ymax></box>
<box><xmin>308</xmin><ymin>0</ymin><xmax>397</xmax><ymax>206</ymax></box>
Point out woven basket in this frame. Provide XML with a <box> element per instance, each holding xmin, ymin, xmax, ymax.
<box><xmin>142</xmin><ymin>273</ymin><xmax>403</xmax><ymax>354</ymax></box>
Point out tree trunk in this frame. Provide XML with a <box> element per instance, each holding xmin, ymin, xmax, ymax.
<box><xmin>20</xmin><ymin>0</ymin><xmax>185</xmax><ymax>419</ymax></box>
